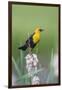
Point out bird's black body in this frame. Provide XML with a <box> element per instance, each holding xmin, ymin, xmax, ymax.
<box><xmin>18</xmin><ymin>33</ymin><xmax>37</xmax><ymax>50</ymax></box>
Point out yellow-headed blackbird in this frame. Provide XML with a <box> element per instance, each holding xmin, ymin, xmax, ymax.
<box><xmin>18</xmin><ymin>27</ymin><xmax>44</xmax><ymax>51</ymax></box>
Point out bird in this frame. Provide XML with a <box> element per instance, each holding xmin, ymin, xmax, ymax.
<box><xmin>18</xmin><ymin>27</ymin><xmax>44</xmax><ymax>51</ymax></box>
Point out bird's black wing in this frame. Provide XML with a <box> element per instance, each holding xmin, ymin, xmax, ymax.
<box><xmin>26</xmin><ymin>32</ymin><xmax>36</xmax><ymax>48</ymax></box>
<box><xmin>26</xmin><ymin>32</ymin><xmax>35</xmax><ymax>43</ymax></box>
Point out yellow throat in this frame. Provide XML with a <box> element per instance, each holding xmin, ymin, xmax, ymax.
<box><xmin>33</xmin><ymin>27</ymin><xmax>41</xmax><ymax>43</ymax></box>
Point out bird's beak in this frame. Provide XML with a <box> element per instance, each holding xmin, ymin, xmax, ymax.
<box><xmin>39</xmin><ymin>29</ymin><xmax>44</xmax><ymax>32</ymax></box>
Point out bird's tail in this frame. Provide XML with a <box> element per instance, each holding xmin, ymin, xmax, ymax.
<box><xmin>18</xmin><ymin>44</ymin><xmax>27</xmax><ymax>51</ymax></box>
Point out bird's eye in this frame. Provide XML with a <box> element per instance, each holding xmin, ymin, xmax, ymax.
<box><xmin>39</xmin><ymin>29</ymin><xmax>44</xmax><ymax>32</ymax></box>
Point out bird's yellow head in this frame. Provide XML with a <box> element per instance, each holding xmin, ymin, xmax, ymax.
<box><xmin>34</xmin><ymin>27</ymin><xmax>44</xmax><ymax>33</ymax></box>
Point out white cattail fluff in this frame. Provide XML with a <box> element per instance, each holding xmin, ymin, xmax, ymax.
<box><xmin>50</xmin><ymin>49</ymin><xmax>58</xmax><ymax>77</ymax></box>
<box><xmin>25</xmin><ymin>53</ymin><xmax>39</xmax><ymax>77</ymax></box>
<box><xmin>32</xmin><ymin>75</ymin><xmax>40</xmax><ymax>85</ymax></box>
<box><xmin>53</xmin><ymin>53</ymin><xmax>58</xmax><ymax>77</ymax></box>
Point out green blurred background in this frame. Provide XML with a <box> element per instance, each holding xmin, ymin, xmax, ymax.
<box><xmin>12</xmin><ymin>4</ymin><xmax>59</xmax><ymax>85</ymax></box>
